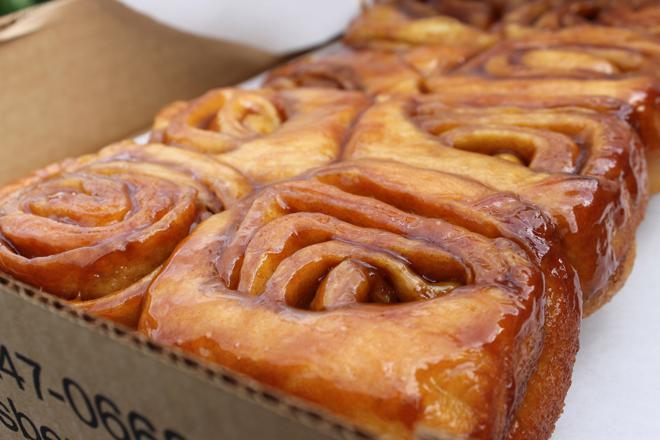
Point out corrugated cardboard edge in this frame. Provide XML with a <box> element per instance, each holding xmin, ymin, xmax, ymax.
<box><xmin>0</xmin><ymin>272</ymin><xmax>377</xmax><ymax>440</ymax></box>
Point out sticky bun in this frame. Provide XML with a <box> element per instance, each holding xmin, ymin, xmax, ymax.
<box><xmin>345</xmin><ymin>95</ymin><xmax>648</xmax><ymax>313</ymax></box>
<box><xmin>264</xmin><ymin>48</ymin><xmax>423</xmax><ymax>96</ymax></box>
<box><xmin>151</xmin><ymin>87</ymin><xmax>370</xmax><ymax>183</ymax></box>
<box><xmin>426</xmin><ymin>25</ymin><xmax>660</xmax><ymax>192</ymax></box>
<box><xmin>344</xmin><ymin>0</ymin><xmax>498</xmax><ymax>51</ymax></box>
<box><xmin>343</xmin><ymin>0</ymin><xmax>500</xmax><ymax>77</ymax></box>
<box><xmin>501</xmin><ymin>0</ymin><xmax>660</xmax><ymax>36</ymax></box>
<box><xmin>0</xmin><ymin>141</ymin><xmax>251</xmax><ymax>326</ymax></box>
<box><xmin>141</xmin><ymin>160</ymin><xmax>581</xmax><ymax>440</ymax></box>
<box><xmin>1</xmin><ymin>2</ymin><xmax>658</xmax><ymax>438</ymax></box>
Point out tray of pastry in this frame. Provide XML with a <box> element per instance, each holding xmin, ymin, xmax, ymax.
<box><xmin>1</xmin><ymin>1</ymin><xmax>659</xmax><ymax>439</ymax></box>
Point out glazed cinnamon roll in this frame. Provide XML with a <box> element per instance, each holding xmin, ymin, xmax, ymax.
<box><xmin>0</xmin><ymin>141</ymin><xmax>251</xmax><ymax>327</ymax></box>
<box><xmin>345</xmin><ymin>0</ymin><xmax>498</xmax><ymax>49</ymax></box>
<box><xmin>140</xmin><ymin>160</ymin><xmax>581</xmax><ymax>440</ymax></box>
<box><xmin>597</xmin><ymin>1</ymin><xmax>660</xmax><ymax>37</ymax></box>
<box><xmin>264</xmin><ymin>48</ymin><xmax>423</xmax><ymax>96</ymax></box>
<box><xmin>151</xmin><ymin>87</ymin><xmax>370</xmax><ymax>183</ymax></box>
<box><xmin>501</xmin><ymin>0</ymin><xmax>660</xmax><ymax>36</ymax></box>
<box><xmin>426</xmin><ymin>25</ymin><xmax>660</xmax><ymax>192</ymax></box>
<box><xmin>373</xmin><ymin>0</ymin><xmax>504</xmax><ymax>29</ymax></box>
<box><xmin>343</xmin><ymin>1</ymin><xmax>499</xmax><ymax>76</ymax></box>
<box><xmin>345</xmin><ymin>95</ymin><xmax>648</xmax><ymax>314</ymax></box>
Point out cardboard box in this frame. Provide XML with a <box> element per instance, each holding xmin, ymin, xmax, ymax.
<box><xmin>0</xmin><ymin>0</ymin><xmax>277</xmax><ymax>183</ymax></box>
<box><xmin>0</xmin><ymin>1</ymin><xmax>369</xmax><ymax>439</ymax></box>
<box><xmin>0</xmin><ymin>276</ymin><xmax>370</xmax><ymax>440</ymax></box>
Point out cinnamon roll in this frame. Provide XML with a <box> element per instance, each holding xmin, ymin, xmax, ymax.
<box><xmin>345</xmin><ymin>95</ymin><xmax>648</xmax><ymax>314</ymax></box>
<box><xmin>343</xmin><ymin>1</ymin><xmax>499</xmax><ymax>76</ymax></box>
<box><xmin>501</xmin><ymin>0</ymin><xmax>660</xmax><ymax>36</ymax></box>
<box><xmin>140</xmin><ymin>159</ymin><xmax>581</xmax><ymax>440</ymax></box>
<box><xmin>0</xmin><ymin>141</ymin><xmax>251</xmax><ymax>326</ymax></box>
<box><xmin>426</xmin><ymin>25</ymin><xmax>660</xmax><ymax>192</ymax></box>
<box><xmin>345</xmin><ymin>1</ymin><xmax>499</xmax><ymax>49</ymax></box>
<box><xmin>264</xmin><ymin>48</ymin><xmax>423</xmax><ymax>96</ymax></box>
<box><xmin>151</xmin><ymin>87</ymin><xmax>370</xmax><ymax>183</ymax></box>
<box><xmin>373</xmin><ymin>0</ymin><xmax>504</xmax><ymax>30</ymax></box>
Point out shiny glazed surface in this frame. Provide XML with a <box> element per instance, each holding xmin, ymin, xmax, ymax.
<box><xmin>141</xmin><ymin>160</ymin><xmax>581</xmax><ymax>440</ymax></box>
<box><xmin>345</xmin><ymin>95</ymin><xmax>648</xmax><ymax>310</ymax></box>
<box><xmin>425</xmin><ymin>25</ymin><xmax>660</xmax><ymax>194</ymax></box>
<box><xmin>500</xmin><ymin>0</ymin><xmax>660</xmax><ymax>36</ymax></box>
<box><xmin>265</xmin><ymin>47</ymin><xmax>423</xmax><ymax>96</ymax></box>
<box><xmin>151</xmin><ymin>87</ymin><xmax>370</xmax><ymax>183</ymax></box>
<box><xmin>0</xmin><ymin>87</ymin><xmax>370</xmax><ymax>327</ymax></box>
<box><xmin>0</xmin><ymin>141</ymin><xmax>252</xmax><ymax>323</ymax></box>
<box><xmin>342</xmin><ymin>0</ymin><xmax>503</xmax><ymax>80</ymax></box>
<box><xmin>2</xmin><ymin>2</ymin><xmax>659</xmax><ymax>438</ymax></box>
<box><xmin>344</xmin><ymin>0</ymin><xmax>498</xmax><ymax>53</ymax></box>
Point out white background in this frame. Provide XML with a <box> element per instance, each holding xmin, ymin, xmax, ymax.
<box><xmin>123</xmin><ymin>2</ymin><xmax>660</xmax><ymax>438</ymax></box>
<box><xmin>554</xmin><ymin>196</ymin><xmax>660</xmax><ymax>440</ymax></box>
<box><xmin>117</xmin><ymin>0</ymin><xmax>360</xmax><ymax>54</ymax></box>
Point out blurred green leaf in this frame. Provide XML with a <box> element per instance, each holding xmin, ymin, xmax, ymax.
<box><xmin>0</xmin><ymin>0</ymin><xmax>39</xmax><ymax>16</ymax></box>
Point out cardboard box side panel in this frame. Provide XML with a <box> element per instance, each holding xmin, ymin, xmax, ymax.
<box><xmin>0</xmin><ymin>279</ymin><xmax>351</xmax><ymax>440</ymax></box>
<box><xmin>0</xmin><ymin>0</ymin><xmax>278</xmax><ymax>184</ymax></box>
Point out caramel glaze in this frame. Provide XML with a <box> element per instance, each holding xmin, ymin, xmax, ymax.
<box><xmin>384</xmin><ymin>0</ymin><xmax>502</xmax><ymax>30</ymax></box>
<box><xmin>500</xmin><ymin>0</ymin><xmax>660</xmax><ymax>37</ymax></box>
<box><xmin>151</xmin><ymin>87</ymin><xmax>370</xmax><ymax>183</ymax></box>
<box><xmin>264</xmin><ymin>43</ymin><xmax>483</xmax><ymax>95</ymax></box>
<box><xmin>0</xmin><ymin>88</ymin><xmax>369</xmax><ymax>328</ymax></box>
<box><xmin>264</xmin><ymin>47</ymin><xmax>424</xmax><ymax>96</ymax></box>
<box><xmin>425</xmin><ymin>25</ymin><xmax>660</xmax><ymax>191</ymax></box>
<box><xmin>344</xmin><ymin>95</ymin><xmax>648</xmax><ymax>312</ymax></box>
<box><xmin>340</xmin><ymin>0</ymin><xmax>501</xmax><ymax>80</ymax></box>
<box><xmin>75</xmin><ymin>269</ymin><xmax>158</xmax><ymax>328</ymax></box>
<box><xmin>0</xmin><ymin>142</ymin><xmax>251</xmax><ymax>326</ymax></box>
<box><xmin>140</xmin><ymin>160</ymin><xmax>581</xmax><ymax>440</ymax></box>
<box><xmin>344</xmin><ymin>1</ymin><xmax>498</xmax><ymax>53</ymax></box>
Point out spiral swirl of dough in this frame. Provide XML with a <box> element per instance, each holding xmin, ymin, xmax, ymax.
<box><xmin>140</xmin><ymin>159</ymin><xmax>580</xmax><ymax>439</ymax></box>
<box><xmin>0</xmin><ymin>141</ymin><xmax>251</xmax><ymax>305</ymax></box>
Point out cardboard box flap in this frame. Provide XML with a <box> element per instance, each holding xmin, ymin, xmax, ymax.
<box><xmin>0</xmin><ymin>0</ymin><xmax>279</xmax><ymax>184</ymax></box>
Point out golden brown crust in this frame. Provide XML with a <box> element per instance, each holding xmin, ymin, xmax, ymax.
<box><xmin>344</xmin><ymin>1</ymin><xmax>499</xmax><ymax>52</ymax></box>
<box><xmin>648</xmin><ymin>149</ymin><xmax>660</xmax><ymax>193</ymax></box>
<box><xmin>1</xmin><ymin>88</ymin><xmax>369</xmax><ymax>326</ymax></box>
<box><xmin>151</xmin><ymin>87</ymin><xmax>370</xmax><ymax>183</ymax></box>
<box><xmin>426</xmin><ymin>25</ymin><xmax>660</xmax><ymax>183</ymax></box>
<box><xmin>73</xmin><ymin>268</ymin><xmax>158</xmax><ymax>328</ymax></box>
<box><xmin>345</xmin><ymin>94</ymin><xmax>648</xmax><ymax>310</ymax></box>
<box><xmin>377</xmin><ymin>0</ymin><xmax>504</xmax><ymax>30</ymax></box>
<box><xmin>341</xmin><ymin>1</ymin><xmax>500</xmax><ymax>80</ymax></box>
<box><xmin>0</xmin><ymin>142</ymin><xmax>251</xmax><ymax>324</ymax></box>
<box><xmin>501</xmin><ymin>0</ymin><xmax>660</xmax><ymax>37</ymax></box>
<box><xmin>583</xmin><ymin>241</ymin><xmax>637</xmax><ymax>317</ymax></box>
<box><xmin>140</xmin><ymin>159</ymin><xmax>581</xmax><ymax>439</ymax></box>
<box><xmin>2</xmin><ymin>3</ymin><xmax>658</xmax><ymax>437</ymax></box>
<box><xmin>264</xmin><ymin>48</ymin><xmax>423</xmax><ymax>96</ymax></box>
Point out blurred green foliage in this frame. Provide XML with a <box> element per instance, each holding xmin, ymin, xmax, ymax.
<box><xmin>0</xmin><ymin>0</ymin><xmax>48</xmax><ymax>16</ymax></box>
